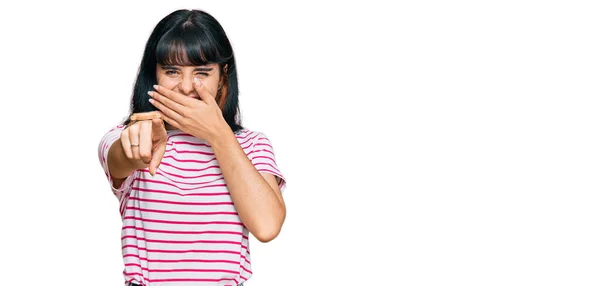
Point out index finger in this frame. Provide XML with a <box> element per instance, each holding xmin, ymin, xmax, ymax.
<box><xmin>130</xmin><ymin>111</ymin><xmax>162</xmax><ymax>121</ymax></box>
<box><xmin>153</xmin><ymin>85</ymin><xmax>195</xmax><ymax>105</ymax></box>
<box><xmin>193</xmin><ymin>78</ymin><xmax>217</xmax><ymax>105</ymax></box>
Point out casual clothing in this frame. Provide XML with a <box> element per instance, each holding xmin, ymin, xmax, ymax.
<box><xmin>98</xmin><ymin>125</ymin><xmax>286</xmax><ymax>286</ymax></box>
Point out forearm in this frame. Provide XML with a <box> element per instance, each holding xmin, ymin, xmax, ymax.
<box><xmin>208</xmin><ymin>130</ymin><xmax>285</xmax><ymax>242</ymax></box>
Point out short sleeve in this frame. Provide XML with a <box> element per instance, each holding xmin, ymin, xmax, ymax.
<box><xmin>98</xmin><ymin>125</ymin><xmax>138</xmax><ymax>201</ymax></box>
<box><xmin>249</xmin><ymin>132</ymin><xmax>287</xmax><ymax>193</ymax></box>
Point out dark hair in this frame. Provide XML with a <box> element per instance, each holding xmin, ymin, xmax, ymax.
<box><xmin>122</xmin><ymin>9</ymin><xmax>243</xmax><ymax>132</ymax></box>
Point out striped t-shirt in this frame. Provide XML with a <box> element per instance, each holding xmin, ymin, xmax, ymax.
<box><xmin>98</xmin><ymin>125</ymin><xmax>287</xmax><ymax>286</ymax></box>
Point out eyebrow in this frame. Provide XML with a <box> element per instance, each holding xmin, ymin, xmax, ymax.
<box><xmin>161</xmin><ymin>65</ymin><xmax>213</xmax><ymax>72</ymax></box>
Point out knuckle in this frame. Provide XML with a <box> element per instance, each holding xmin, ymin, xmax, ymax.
<box><xmin>153</xmin><ymin>117</ymin><xmax>164</xmax><ymax>125</ymax></box>
<box><xmin>129</xmin><ymin>122</ymin><xmax>140</xmax><ymax>132</ymax></box>
<box><xmin>142</xmin><ymin>120</ymin><xmax>155</xmax><ymax>134</ymax></box>
<box><xmin>140</xmin><ymin>149</ymin><xmax>151</xmax><ymax>159</ymax></box>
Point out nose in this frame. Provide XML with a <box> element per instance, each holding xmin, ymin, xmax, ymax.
<box><xmin>178</xmin><ymin>76</ymin><xmax>194</xmax><ymax>95</ymax></box>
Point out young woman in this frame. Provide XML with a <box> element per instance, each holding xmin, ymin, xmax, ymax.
<box><xmin>97</xmin><ymin>9</ymin><xmax>287</xmax><ymax>286</ymax></box>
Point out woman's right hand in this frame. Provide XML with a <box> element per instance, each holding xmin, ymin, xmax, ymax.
<box><xmin>120</xmin><ymin>118</ymin><xmax>167</xmax><ymax>176</ymax></box>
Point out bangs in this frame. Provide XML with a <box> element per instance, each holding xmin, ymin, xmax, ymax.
<box><xmin>155</xmin><ymin>23</ymin><xmax>227</xmax><ymax>66</ymax></box>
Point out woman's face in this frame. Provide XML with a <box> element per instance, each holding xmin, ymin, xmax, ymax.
<box><xmin>155</xmin><ymin>63</ymin><xmax>223</xmax><ymax>130</ymax></box>
<box><xmin>155</xmin><ymin>63</ymin><xmax>222</xmax><ymax>100</ymax></box>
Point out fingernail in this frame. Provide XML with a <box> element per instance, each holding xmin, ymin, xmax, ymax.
<box><xmin>147</xmin><ymin>91</ymin><xmax>153</xmax><ymax>97</ymax></box>
<box><xmin>153</xmin><ymin>85</ymin><xmax>158</xmax><ymax>90</ymax></box>
<box><xmin>194</xmin><ymin>78</ymin><xmax>202</xmax><ymax>86</ymax></box>
<box><xmin>149</xmin><ymin>98</ymin><xmax>154</xmax><ymax>104</ymax></box>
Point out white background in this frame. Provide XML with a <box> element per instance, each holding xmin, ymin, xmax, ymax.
<box><xmin>0</xmin><ymin>1</ymin><xmax>598</xmax><ymax>285</ymax></box>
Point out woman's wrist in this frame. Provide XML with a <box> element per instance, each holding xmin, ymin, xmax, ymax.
<box><xmin>206</xmin><ymin>119</ymin><xmax>234</xmax><ymax>146</ymax></box>
<box><xmin>108</xmin><ymin>138</ymin><xmax>146</xmax><ymax>179</ymax></box>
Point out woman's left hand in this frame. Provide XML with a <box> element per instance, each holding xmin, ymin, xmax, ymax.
<box><xmin>148</xmin><ymin>78</ymin><xmax>228</xmax><ymax>142</ymax></box>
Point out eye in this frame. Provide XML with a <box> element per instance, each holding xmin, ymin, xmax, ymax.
<box><xmin>195</xmin><ymin>72</ymin><xmax>209</xmax><ymax>77</ymax></box>
<box><xmin>165</xmin><ymin>70</ymin><xmax>179</xmax><ymax>76</ymax></box>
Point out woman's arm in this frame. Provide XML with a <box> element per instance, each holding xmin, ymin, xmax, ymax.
<box><xmin>208</xmin><ymin>130</ymin><xmax>286</xmax><ymax>243</ymax></box>
<box><xmin>107</xmin><ymin>138</ymin><xmax>142</xmax><ymax>188</ymax></box>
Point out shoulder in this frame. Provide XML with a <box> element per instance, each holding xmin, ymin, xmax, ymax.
<box><xmin>234</xmin><ymin>129</ymin><xmax>273</xmax><ymax>150</ymax></box>
<box><xmin>99</xmin><ymin>124</ymin><xmax>127</xmax><ymax>144</ymax></box>
<box><xmin>105</xmin><ymin>124</ymin><xmax>127</xmax><ymax>134</ymax></box>
<box><xmin>99</xmin><ymin>124</ymin><xmax>128</xmax><ymax>141</ymax></box>
<box><xmin>235</xmin><ymin>128</ymin><xmax>272</xmax><ymax>140</ymax></box>
<box><xmin>235</xmin><ymin>128</ymin><xmax>261</xmax><ymax>141</ymax></box>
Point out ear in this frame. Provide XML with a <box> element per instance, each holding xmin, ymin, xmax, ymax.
<box><xmin>218</xmin><ymin>64</ymin><xmax>228</xmax><ymax>88</ymax></box>
<box><xmin>217</xmin><ymin>67</ymin><xmax>228</xmax><ymax>109</ymax></box>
